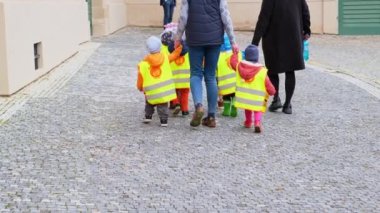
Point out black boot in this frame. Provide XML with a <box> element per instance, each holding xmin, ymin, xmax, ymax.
<box><xmin>269</xmin><ymin>96</ymin><xmax>283</xmax><ymax>112</ymax></box>
<box><xmin>282</xmin><ymin>104</ymin><xmax>292</xmax><ymax>114</ymax></box>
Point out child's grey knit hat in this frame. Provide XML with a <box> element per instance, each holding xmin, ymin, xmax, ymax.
<box><xmin>146</xmin><ymin>36</ymin><xmax>162</xmax><ymax>54</ymax></box>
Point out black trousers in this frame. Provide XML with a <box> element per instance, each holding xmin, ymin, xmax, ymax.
<box><xmin>268</xmin><ymin>71</ymin><xmax>296</xmax><ymax>106</ymax></box>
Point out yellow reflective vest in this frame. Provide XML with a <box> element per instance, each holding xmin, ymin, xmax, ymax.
<box><xmin>216</xmin><ymin>51</ymin><xmax>241</xmax><ymax>95</ymax></box>
<box><xmin>170</xmin><ymin>54</ymin><xmax>190</xmax><ymax>89</ymax></box>
<box><xmin>161</xmin><ymin>45</ymin><xmax>170</xmax><ymax>56</ymax></box>
<box><xmin>138</xmin><ymin>56</ymin><xmax>177</xmax><ymax>105</ymax></box>
<box><xmin>234</xmin><ymin>64</ymin><xmax>269</xmax><ymax>112</ymax></box>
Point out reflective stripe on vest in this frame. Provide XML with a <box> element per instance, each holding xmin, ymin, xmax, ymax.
<box><xmin>217</xmin><ymin>73</ymin><xmax>235</xmax><ymax>82</ymax></box>
<box><xmin>235</xmin><ymin>86</ymin><xmax>266</xmax><ymax>97</ymax></box>
<box><xmin>217</xmin><ymin>52</ymin><xmax>241</xmax><ymax>95</ymax></box>
<box><xmin>234</xmin><ymin>65</ymin><xmax>268</xmax><ymax>112</ymax></box>
<box><xmin>235</xmin><ymin>97</ymin><xmax>265</xmax><ymax>106</ymax></box>
<box><xmin>172</xmin><ymin>69</ymin><xmax>190</xmax><ymax>75</ymax></box>
<box><xmin>139</xmin><ymin>56</ymin><xmax>177</xmax><ymax>105</ymax></box>
<box><xmin>174</xmin><ymin>78</ymin><xmax>189</xmax><ymax>84</ymax></box>
<box><xmin>145</xmin><ymin>88</ymin><xmax>176</xmax><ymax>101</ymax></box>
<box><xmin>143</xmin><ymin>79</ymin><xmax>174</xmax><ymax>91</ymax></box>
<box><xmin>171</xmin><ymin>55</ymin><xmax>190</xmax><ymax>89</ymax></box>
<box><xmin>218</xmin><ymin>82</ymin><xmax>235</xmax><ymax>91</ymax></box>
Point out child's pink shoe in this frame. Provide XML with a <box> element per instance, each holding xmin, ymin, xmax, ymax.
<box><xmin>244</xmin><ymin>120</ymin><xmax>252</xmax><ymax>128</ymax></box>
<box><xmin>254</xmin><ymin>121</ymin><xmax>263</xmax><ymax>133</ymax></box>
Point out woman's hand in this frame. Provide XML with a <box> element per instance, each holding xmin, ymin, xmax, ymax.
<box><xmin>232</xmin><ymin>43</ymin><xmax>239</xmax><ymax>54</ymax></box>
<box><xmin>303</xmin><ymin>34</ymin><xmax>310</xmax><ymax>41</ymax></box>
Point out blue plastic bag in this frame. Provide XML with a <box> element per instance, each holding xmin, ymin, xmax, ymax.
<box><xmin>303</xmin><ymin>40</ymin><xmax>309</xmax><ymax>61</ymax></box>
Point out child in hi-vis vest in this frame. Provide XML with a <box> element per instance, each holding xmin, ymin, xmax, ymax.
<box><xmin>161</xmin><ymin>30</ymin><xmax>180</xmax><ymax>110</ymax></box>
<box><xmin>168</xmin><ymin>40</ymin><xmax>190</xmax><ymax>116</ymax></box>
<box><xmin>216</xmin><ymin>33</ymin><xmax>243</xmax><ymax>117</ymax></box>
<box><xmin>137</xmin><ymin>36</ymin><xmax>182</xmax><ymax>127</ymax></box>
<box><xmin>160</xmin><ymin>30</ymin><xmax>173</xmax><ymax>56</ymax></box>
<box><xmin>230</xmin><ymin>45</ymin><xmax>276</xmax><ymax>133</ymax></box>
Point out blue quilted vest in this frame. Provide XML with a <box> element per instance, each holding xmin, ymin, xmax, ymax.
<box><xmin>186</xmin><ymin>0</ymin><xmax>224</xmax><ymax>46</ymax></box>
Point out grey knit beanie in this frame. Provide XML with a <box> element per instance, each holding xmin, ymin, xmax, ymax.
<box><xmin>146</xmin><ymin>36</ymin><xmax>162</xmax><ymax>54</ymax></box>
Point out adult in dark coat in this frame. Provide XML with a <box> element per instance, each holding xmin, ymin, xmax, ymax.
<box><xmin>160</xmin><ymin>0</ymin><xmax>177</xmax><ymax>26</ymax></box>
<box><xmin>252</xmin><ymin>0</ymin><xmax>311</xmax><ymax>114</ymax></box>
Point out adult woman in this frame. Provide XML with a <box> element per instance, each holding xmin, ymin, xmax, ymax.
<box><xmin>174</xmin><ymin>0</ymin><xmax>238</xmax><ymax>128</ymax></box>
<box><xmin>252</xmin><ymin>0</ymin><xmax>311</xmax><ymax>114</ymax></box>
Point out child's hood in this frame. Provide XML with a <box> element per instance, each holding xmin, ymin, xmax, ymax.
<box><xmin>238</xmin><ymin>61</ymin><xmax>263</xmax><ymax>81</ymax></box>
<box><xmin>144</xmin><ymin>53</ymin><xmax>165</xmax><ymax>77</ymax></box>
<box><xmin>145</xmin><ymin>53</ymin><xmax>164</xmax><ymax>67</ymax></box>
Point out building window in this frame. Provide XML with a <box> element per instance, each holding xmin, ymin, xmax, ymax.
<box><xmin>34</xmin><ymin>42</ymin><xmax>42</xmax><ymax>70</ymax></box>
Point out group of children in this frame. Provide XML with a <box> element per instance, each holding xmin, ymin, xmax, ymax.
<box><xmin>137</xmin><ymin>29</ymin><xmax>275</xmax><ymax>133</ymax></box>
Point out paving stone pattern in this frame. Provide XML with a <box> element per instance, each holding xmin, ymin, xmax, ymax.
<box><xmin>0</xmin><ymin>27</ymin><xmax>379</xmax><ymax>212</ymax></box>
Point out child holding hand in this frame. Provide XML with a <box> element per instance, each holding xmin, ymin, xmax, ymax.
<box><xmin>230</xmin><ymin>45</ymin><xmax>276</xmax><ymax>133</ymax></box>
<box><xmin>137</xmin><ymin>36</ymin><xmax>182</xmax><ymax>126</ymax></box>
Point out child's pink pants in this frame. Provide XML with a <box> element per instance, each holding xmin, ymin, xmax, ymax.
<box><xmin>245</xmin><ymin>110</ymin><xmax>262</xmax><ymax>124</ymax></box>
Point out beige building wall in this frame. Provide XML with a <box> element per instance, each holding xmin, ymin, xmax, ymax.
<box><xmin>92</xmin><ymin>0</ymin><xmax>127</xmax><ymax>36</ymax></box>
<box><xmin>0</xmin><ymin>0</ymin><xmax>90</xmax><ymax>95</ymax></box>
<box><xmin>125</xmin><ymin>0</ymin><xmax>339</xmax><ymax>34</ymax></box>
<box><xmin>0</xmin><ymin>2</ymin><xmax>9</xmax><ymax>94</ymax></box>
<box><xmin>126</xmin><ymin>0</ymin><xmax>179</xmax><ymax>27</ymax></box>
<box><xmin>306</xmin><ymin>0</ymin><xmax>338</xmax><ymax>34</ymax></box>
<box><xmin>323</xmin><ymin>0</ymin><xmax>339</xmax><ymax>34</ymax></box>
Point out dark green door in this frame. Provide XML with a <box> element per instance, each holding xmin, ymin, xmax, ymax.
<box><xmin>86</xmin><ymin>0</ymin><xmax>93</xmax><ymax>35</ymax></box>
<box><xmin>339</xmin><ymin>0</ymin><xmax>380</xmax><ymax>35</ymax></box>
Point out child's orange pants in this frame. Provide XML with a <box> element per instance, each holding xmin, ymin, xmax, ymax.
<box><xmin>172</xmin><ymin>88</ymin><xmax>190</xmax><ymax>112</ymax></box>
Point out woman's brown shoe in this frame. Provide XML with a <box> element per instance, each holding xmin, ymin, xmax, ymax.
<box><xmin>202</xmin><ymin>116</ymin><xmax>216</xmax><ymax>128</ymax></box>
<box><xmin>190</xmin><ymin>106</ymin><xmax>204</xmax><ymax>127</ymax></box>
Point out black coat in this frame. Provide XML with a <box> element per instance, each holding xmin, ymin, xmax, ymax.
<box><xmin>160</xmin><ymin>0</ymin><xmax>176</xmax><ymax>6</ymax></box>
<box><xmin>252</xmin><ymin>0</ymin><xmax>311</xmax><ymax>74</ymax></box>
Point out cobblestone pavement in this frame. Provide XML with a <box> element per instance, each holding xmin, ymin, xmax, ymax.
<box><xmin>0</xmin><ymin>27</ymin><xmax>379</xmax><ymax>212</ymax></box>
